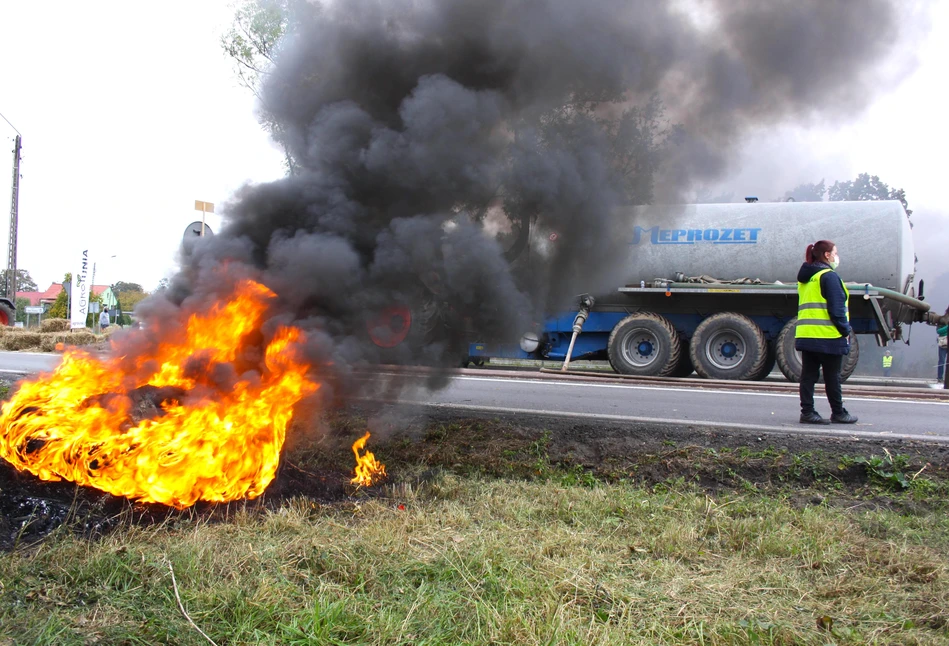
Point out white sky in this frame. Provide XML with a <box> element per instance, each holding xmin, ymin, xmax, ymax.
<box><xmin>1</xmin><ymin>1</ymin><xmax>948</xmax><ymax>293</ymax></box>
<box><xmin>0</xmin><ymin>2</ymin><xmax>286</xmax><ymax>292</ymax></box>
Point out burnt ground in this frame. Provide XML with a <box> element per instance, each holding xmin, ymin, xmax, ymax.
<box><xmin>2</xmin><ymin>377</ymin><xmax>949</xmax><ymax>551</ymax></box>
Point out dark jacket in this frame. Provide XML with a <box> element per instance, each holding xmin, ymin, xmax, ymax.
<box><xmin>794</xmin><ymin>262</ymin><xmax>851</xmax><ymax>355</ymax></box>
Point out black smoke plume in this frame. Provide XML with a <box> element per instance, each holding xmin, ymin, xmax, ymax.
<box><xmin>142</xmin><ymin>0</ymin><xmax>917</xmax><ymax>396</ymax></box>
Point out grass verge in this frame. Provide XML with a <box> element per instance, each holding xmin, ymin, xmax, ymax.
<box><xmin>1</xmin><ymin>474</ymin><xmax>948</xmax><ymax>645</ymax></box>
<box><xmin>1</xmin><ymin>411</ymin><xmax>948</xmax><ymax>644</ymax></box>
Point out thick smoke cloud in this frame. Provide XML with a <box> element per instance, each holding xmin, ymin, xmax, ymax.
<box><xmin>148</xmin><ymin>0</ymin><xmax>915</xmax><ymax>396</ymax></box>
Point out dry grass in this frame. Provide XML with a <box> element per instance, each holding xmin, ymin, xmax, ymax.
<box><xmin>1</xmin><ymin>474</ymin><xmax>947</xmax><ymax>645</ymax></box>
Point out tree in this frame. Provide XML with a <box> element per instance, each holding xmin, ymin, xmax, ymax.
<box><xmin>0</xmin><ymin>269</ymin><xmax>38</xmax><ymax>294</ymax></box>
<box><xmin>221</xmin><ymin>0</ymin><xmax>316</xmax><ymax>174</ymax></box>
<box><xmin>113</xmin><ymin>281</ymin><xmax>144</xmax><ymax>294</ymax></box>
<box><xmin>155</xmin><ymin>278</ymin><xmax>170</xmax><ymax>292</ymax></box>
<box><xmin>782</xmin><ymin>180</ymin><xmax>826</xmax><ymax>203</ymax></box>
<box><xmin>47</xmin><ymin>290</ymin><xmax>68</xmax><ymax>319</ymax></box>
<box><xmin>828</xmin><ymin>172</ymin><xmax>912</xmax><ymax>218</ymax></box>
<box><xmin>781</xmin><ymin>173</ymin><xmax>912</xmax><ymax>220</ymax></box>
<box><xmin>115</xmin><ymin>290</ymin><xmax>149</xmax><ymax>319</ymax></box>
<box><xmin>15</xmin><ymin>297</ymin><xmax>31</xmax><ymax>324</ymax></box>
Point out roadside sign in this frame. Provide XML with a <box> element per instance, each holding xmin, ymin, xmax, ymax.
<box><xmin>24</xmin><ymin>306</ymin><xmax>44</xmax><ymax>314</ymax></box>
<box><xmin>184</xmin><ymin>221</ymin><xmax>214</xmax><ymax>241</ymax></box>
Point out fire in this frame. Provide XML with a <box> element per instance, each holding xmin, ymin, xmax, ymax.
<box><xmin>0</xmin><ymin>279</ymin><xmax>318</xmax><ymax>509</ymax></box>
<box><xmin>350</xmin><ymin>432</ymin><xmax>386</xmax><ymax>487</ymax></box>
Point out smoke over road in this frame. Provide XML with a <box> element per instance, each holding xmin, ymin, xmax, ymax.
<box><xmin>146</xmin><ymin>0</ymin><xmax>917</xmax><ymax>395</ymax></box>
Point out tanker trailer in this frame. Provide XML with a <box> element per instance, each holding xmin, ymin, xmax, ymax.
<box><xmin>468</xmin><ymin>199</ymin><xmax>932</xmax><ymax>382</ymax></box>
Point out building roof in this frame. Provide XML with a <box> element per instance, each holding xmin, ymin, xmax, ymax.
<box><xmin>15</xmin><ymin>283</ymin><xmax>113</xmax><ymax>306</ymax></box>
<box><xmin>15</xmin><ymin>291</ymin><xmax>45</xmax><ymax>306</ymax></box>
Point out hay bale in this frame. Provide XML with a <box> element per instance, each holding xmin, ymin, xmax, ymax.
<box><xmin>40</xmin><ymin>318</ymin><xmax>71</xmax><ymax>332</ymax></box>
<box><xmin>1</xmin><ymin>332</ymin><xmax>42</xmax><ymax>351</ymax></box>
<box><xmin>62</xmin><ymin>331</ymin><xmax>97</xmax><ymax>346</ymax></box>
<box><xmin>31</xmin><ymin>330</ymin><xmax>98</xmax><ymax>352</ymax></box>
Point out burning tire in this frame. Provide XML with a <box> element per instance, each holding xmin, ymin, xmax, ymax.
<box><xmin>607</xmin><ymin>312</ymin><xmax>680</xmax><ymax>377</ymax></box>
<box><xmin>776</xmin><ymin>318</ymin><xmax>859</xmax><ymax>383</ymax></box>
<box><xmin>690</xmin><ymin>312</ymin><xmax>767</xmax><ymax>380</ymax></box>
<box><xmin>0</xmin><ymin>302</ymin><xmax>13</xmax><ymax>327</ymax></box>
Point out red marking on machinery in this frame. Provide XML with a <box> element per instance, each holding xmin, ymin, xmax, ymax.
<box><xmin>368</xmin><ymin>305</ymin><xmax>413</xmax><ymax>348</ymax></box>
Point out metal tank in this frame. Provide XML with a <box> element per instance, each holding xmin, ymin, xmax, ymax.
<box><xmin>627</xmin><ymin>200</ymin><xmax>915</xmax><ymax>293</ymax></box>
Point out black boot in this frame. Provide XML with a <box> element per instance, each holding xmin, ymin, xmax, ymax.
<box><xmin>831</xmin><ymin>409</ymin><xmax>858</xmax><ymax>424</ymax></box>
<box><xmin>800</xmin><ymin>411</ymin><xmax>831</xmax><ymax>425</ymax></box>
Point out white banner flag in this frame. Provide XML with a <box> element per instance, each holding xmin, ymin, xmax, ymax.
<box><xmin>70</xmin><ymin>249</ymin><xmax>92</xmax><ymax>329</ymax></box>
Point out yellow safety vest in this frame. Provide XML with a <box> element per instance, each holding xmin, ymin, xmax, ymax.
<box><xmin>795</xmin><ymin>269</ymin><xmax>849</xmax><ymax>340</ymax></box>
<box><xmin>883</xmin><ymin>355</ymin><xmax>893</xmax><ymax>368</ymax></box>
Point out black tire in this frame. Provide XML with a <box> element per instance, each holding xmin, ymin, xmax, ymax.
<box><xmin>775</xmin><ymin>319</ymin><xmax>800</xmax><ymax>382</ymax></box>
<box><xmin>607</xmin><ymin>312</ymin><xmax>680</xmax><ymax>377</ymax></box>
<box><xmin>669</xmin><ymin>334</ymin><xmax>694</xmax><ymax>377</ymax></box>
<box><xmin>0</xmin><ymin>302</ymin><xmax>12</xmax><ymax>327</ymax></box>
<box><xmin>776</xmin><ymin>318</ymin><xmax>859</xmax><ymax>383</ymax></box>
<box><xmin>840</xmin><ymin>335</ymin><xmax>859</xmax><ymax>382</ymax></box>
<box><xmin>746</xmin><ymin>340</ymin><xmax>777</xmax><ymax>381</ymax></box>
<box><xmin>689</xmin><ymin>312</ymin><xmax>767</xmax><ymax>380</ymax></box>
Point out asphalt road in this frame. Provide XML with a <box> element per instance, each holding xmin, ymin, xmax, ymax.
<box><xmin>1</xmin><ymin>352</ymin><xmax>945</xmax><ymax>442</ymax></box>
<box><xmin>387</xmin><ymin>373</ymin><xmax>949</xmax><ymax>444</ymax></box>
<box><xmin>0</xmin><ymin>351</ymin><xmax>60</xmax><ymax>375</ymax></box>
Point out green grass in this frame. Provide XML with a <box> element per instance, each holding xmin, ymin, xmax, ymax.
<box><xmin>2</xmin><ymin>473</ymin><xmax>948</xmax><ymax>645</ymax></box>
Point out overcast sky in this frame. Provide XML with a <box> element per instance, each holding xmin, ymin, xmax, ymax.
<box><xmin>1</xmin><ymin>1</ymin><xmax>948</xmax><ymax>293</ymax></box>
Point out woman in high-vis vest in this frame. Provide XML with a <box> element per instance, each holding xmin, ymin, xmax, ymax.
<box><xmin>795</xmin><ymin>240</ymin><xmax>858</xmax><ymax>425</ymax></box>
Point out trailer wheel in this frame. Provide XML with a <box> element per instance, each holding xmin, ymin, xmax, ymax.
<box><xmin>690</xmin><ymin>312</ymin><xmax>767</xmax><ymax>380</ymax></box>
<box><xmin>0</xmin><ymin>302</ymin><xmax>13</xmax><ymax>327</ymax></box>
<box><xmin>746</xmin><ymin>340</ymin><xmax>777</xmax><ymax>381</ymax></box>
<box><xmin>776</xmin><ymin>318</ymin><xmax>859</xmax><ymax>383</ymax></box>
<box><xmin>607</xmin><ymin>312</ymin><xmax>680</xmax><ymax>376</ymax></box>
<box><xmin>840</xmin><ymin>335</ymin><xmax>859</xmax><ymax>381</ymax></box>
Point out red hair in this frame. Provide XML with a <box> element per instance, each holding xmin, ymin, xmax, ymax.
<box><xmin>805</xmin><ymin>240</ymin><xmax>835</xmax><ymax>264</ymax></box>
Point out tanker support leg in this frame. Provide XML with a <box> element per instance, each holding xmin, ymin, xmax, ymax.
<box><xmin>561</xmin><ymin>295</ymin><xmax>595</xmax><ymax>372</ymax></box>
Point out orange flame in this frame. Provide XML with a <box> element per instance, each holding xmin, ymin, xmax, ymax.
<box><xmin>0</xmin><ymin>279</ymin><xmax>318</xmax><ymax>509</ymax></box>
<box><xmin>350</xmin><ymin>432</ymin><xmax>386</xmax><ymax>487</ymax></box>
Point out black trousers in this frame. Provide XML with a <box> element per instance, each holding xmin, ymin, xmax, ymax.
<box><xmin>799</xmin><ymin>350</ymin><xmax>844</xmax><ymax>415</ymax></box>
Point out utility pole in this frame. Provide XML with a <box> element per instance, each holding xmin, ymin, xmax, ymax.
<box><xmin>6</xmin><ymin>134</ymin><xmax>21</xmax><ymax>299</ymax></box>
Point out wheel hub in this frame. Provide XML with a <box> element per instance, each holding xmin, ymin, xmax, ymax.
<box><xmin>705</xmin><ymin>331</ymin><xmax>745</xmax><ymax>370</ymax></box>
<box><xmin>622</xmin><ymin>328</ymin><xmax>661</xmax><ymax>367</ymax></box>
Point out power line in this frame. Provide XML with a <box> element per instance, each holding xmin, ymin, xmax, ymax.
<box><xmin>0</xmin><ymin>111</ymin><xmax>22</xmax><ymax>137</ymax></box>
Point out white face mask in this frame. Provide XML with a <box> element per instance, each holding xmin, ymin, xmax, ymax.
<box><xmin>830</xmin><ymin>254</ymin><xmax>840</xmax><ymax>270</ymax></box>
